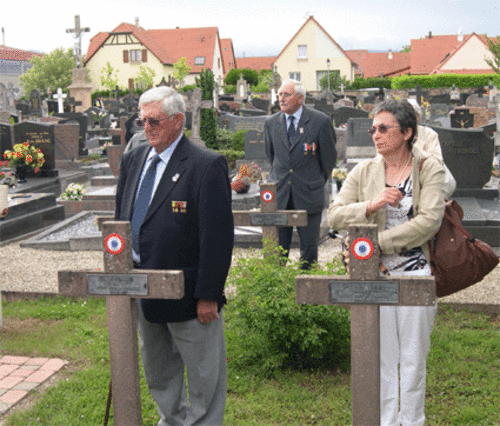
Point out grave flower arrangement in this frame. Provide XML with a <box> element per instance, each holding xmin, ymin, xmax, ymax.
<box><xmin>231</xmin><ymin>162</ymin><xmax>262</xmax><ymax>194</ymax></box>
<box><xmin>331</xmin><ymin>168</ymin><xmax>347</xmax><ymax>183</ymax></box>
<box><xmin>3</xmin><ymin>143</ymin><xmax>45</xmax><ymax>173</ymax></box>
<box><xmin>60</xmin><ymin>183</ymin><xmax>87</xmax><ymax>201</ymax></box>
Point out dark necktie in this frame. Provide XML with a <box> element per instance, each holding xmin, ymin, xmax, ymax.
<box><xmin>287</xmin><ymin>115</ymin><xmax>296</xmax><ymax>146</ymax></box>
<box><xmin>131</xmin><ymin>155</ymin><xmax>161</xmax><ymax>255</ymax></box>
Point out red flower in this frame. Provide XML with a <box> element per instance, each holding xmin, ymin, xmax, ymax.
<box><xmin>26</xmin><ymin>155</ymin><xmax>33</xmax><ymax>163</ymax></box>
<box><xmin>16</xmin><ymin>152</ymin><xmax>23</xmax><ymax>158</ymax></box>
<box><xmin>3</xmin><ymin>153</ymin><xmax>7</xmax><ymax>159</ymax></box>
<box><xmin>34</xmin><ymin>167</ymin><xmax>40</xmax><ymax>173</ymax></box>
<box><xmin>22</xmin><ymin>142</ymin><xmax>29</xmax><ymax>146</ymax></box>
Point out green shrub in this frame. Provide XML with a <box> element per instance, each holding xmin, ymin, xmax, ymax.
<box><xmin>226</xmin><ymin>244</ymin><xmax>351</xmax><ymax>375</ymax></box>
<box><xmin>178</xmin><ymin>84</ymin><xmax>197</xmax><ymax>93</ymax></box>
<box><xmin>223</xmin><ymin>84</ymin><xmax>236</xmax><ymax>94</ymax></box>
<box><xmin>216</xmin><ymin>127</ymin><xmax>234</xmax><ymax>150</ymax></box>
<box><xmin>349</xmin><ymin>77</ymin><xmax>392</xmax><ymax>90</ymax></box>
<box><xmin>391</xmin><ymin>73</ymin><xmax>500</xmax><ymax>89</ymax></box>
<box><xmin>218</xmin><ymin>149</ymin><xmax>244</xmax><ymax>169</ymax></box>
<box><xmin>224</xmin><ymin>68</ymin><xmax>259</xmax><ymax>86</ymax></box>
<box><xmin>232</xmin><ymin>130</ymin><xmax>246</xmax><ymax>151</ymax></box>
<box><xmin>251</xmin><ymin>83</ymin><xmax>269</xmax><ymax>93</ymax></box>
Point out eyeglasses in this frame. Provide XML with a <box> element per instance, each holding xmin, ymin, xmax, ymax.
<box><xmin>367</xmin><ymin>125</ymin><xmax>398</xmax><ymax>136</ymax></box>
<box><xmin>136</xmin><ymin>117</ymin><xmax>172</xmax><ymax>128</ymax></box>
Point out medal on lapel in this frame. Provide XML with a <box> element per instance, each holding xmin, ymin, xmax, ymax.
<box><xmin>311</xmin><ymin>143</ymin><xmax>317</xmax><ymax>156</ymax></box>
<box><xmin>303</xmin><ymin>143</ymin><xmax>310</xmax><ymax>155</ymax></box>
<box><xmin>172</xmin><ymin>201</ymin><xmax>187</xmax><ymax>213</ymax></box>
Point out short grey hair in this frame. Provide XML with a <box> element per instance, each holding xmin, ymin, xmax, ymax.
<box><xmin>280</xmin><ymin>79</ymin><xmax>306</xmax><ymax>97</ymax></box>
<box><xmin>139</xmin><ymin>86</ymin><xmax>186</xmax><ymax>117</ymax></box>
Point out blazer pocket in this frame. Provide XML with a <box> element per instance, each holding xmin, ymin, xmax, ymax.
<box><xmin>307</xmin><ymin>179</ymin><xmax>325</xmax><ymax>190</ymax></box>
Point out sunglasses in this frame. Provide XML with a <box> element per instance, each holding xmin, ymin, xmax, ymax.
<box><xmin>136</xmin><ymin>117</ymin><xmax>172</xmax><ymax>128</ymax></box>
<box><xmin>367</xmin><ymin>124</ymin><xmax>398</xmax><ymax>136</ymax></box>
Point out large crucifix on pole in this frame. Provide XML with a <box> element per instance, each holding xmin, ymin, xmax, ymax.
<box><xmin>295</xmin><ymin>224</ymin><xmax>436</xmax><ymax>425</ymax></box>
<box><xmin>66</xmin><ymin>15</ymin><xmax>90</xmax><ymax>68</ymax></box>
<box><xmin>58</xmin><ymin>219</ymin><xmax>184</xmax><ymax>426</ymax></box>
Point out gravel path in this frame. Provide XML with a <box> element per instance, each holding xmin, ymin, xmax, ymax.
<box><xmin>1</xmin><ymin>234</ymin><xmax>499</xmax><ymax>306</ymax></box>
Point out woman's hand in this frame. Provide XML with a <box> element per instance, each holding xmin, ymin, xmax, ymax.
<box><xmin>366</xmin><ymin>187</ymin><xmax>403</xmax><ymax>216</ymax></box>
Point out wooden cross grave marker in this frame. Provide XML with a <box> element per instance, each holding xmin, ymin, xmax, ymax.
<box><xmin>295</xmin><ymin>224</ymin><xmax>436</xmax><ymax>426</ymax></box>
<box><xmin>58</xmin><ymin>219</ymin><xmax>184</xmax><ymax>426</ymax></box>
<box><xmin>232</xmin><ymin>182</ymin><xmax>307</xmax><ymax>257</ymax></box>
<box><xmin>184</xmin><ymin>87</ymin><xmax>213</xmax><ymax>145</ymax></box>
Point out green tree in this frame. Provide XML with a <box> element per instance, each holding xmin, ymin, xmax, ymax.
<box><xmin>198</xmin><ymin>68</ymin><xmax>217</xmax><ymax>149</ymax></box>
<box><xmin>19</xmin><ymin>48</ymin><xmax>76</xmax><ymax>96</ymax></box>
<box><xmin>486</xmin><ymin>36</ymin><xmax>500</xmax><ymax>74</ymax></box>
<box><xmin>100</xmin><ymin>62</ymin><xmax>119</xmax><ymax>92</ymax></box>
<box><xmin>400</xmin><ymin>45</ymin><xmax>411</xmax><ymax>53</ymax></box>
<box><xmin>224</xmin><ymin>68</ymin><xmax>259</xmax><ymax>86</ymax></box>
<box><xmin>173</xmin><ymin>57</ymin><xmax>192</xmax><ymax>86</ymax></box>
<box><xmin>319</xmin><ymin>71</ymin><xmax>350</xmax><ymax>91</ymax></box>
<box><xmin>134</xmin><ymin>65</ymin><xmax>156</xmax><ymax>90</ymax></box>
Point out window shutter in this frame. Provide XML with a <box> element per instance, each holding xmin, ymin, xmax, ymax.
<box><xmin>142</xmin><ymin>49</ymin><xmax>148</xmax><ymax>62</ymax></box>
<box><xmin>123</xmin><ymin>50</ymin><xmax>129</xmax><ymax>63</ymax></box>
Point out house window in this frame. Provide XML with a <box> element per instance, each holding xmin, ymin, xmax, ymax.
<box><xmin>289</xmin><ymin>72</ymin><xmax>301</xmax><ymax>82</ymax></box>
<box><xmin>194</xmin><ymin>57</ymin><xmax>205</xmax><ymax>65</ymax></box>
<box><xmin>298</xmin><ymin>45</ymin><xmax>307</xmax><ymax>58</ymax></box>
<box><xmin>130</xmin><ymin>49</ymin><xmax>141</xmax><ymax>62</ymax></box>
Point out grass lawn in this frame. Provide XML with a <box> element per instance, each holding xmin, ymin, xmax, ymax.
<box><xmin>0</xmin><ymin>297</ymin><xmax>499</xmax><ymax>425</ymax></box>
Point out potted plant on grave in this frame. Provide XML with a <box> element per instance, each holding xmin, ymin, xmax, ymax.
<box><xmin>231</xmin><ymin>162</ymin><xmax>262</xmax><ymax>194</ymax></box>
<box><xmin>3</xmin><ymin>143</ymin><xmax>45</xmax><ymax>183</ymax></box>
<box><xmin>332</xmin><ymin>168</ymin><xmax>348</xmax><ymax>191</ymax></box>
<box><xmin>60</xmin><ymin>183</ymin><xmax>87</xmax><ymax>201</ymax></box>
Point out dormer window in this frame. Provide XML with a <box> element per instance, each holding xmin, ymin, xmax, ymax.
<box><xmin>195</xmin><ymin>57</ymin><xmax>205</xmax><ymax>65</ymax></box>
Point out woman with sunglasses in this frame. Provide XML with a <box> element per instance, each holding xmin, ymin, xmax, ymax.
<box><xmin>327</xmin><ymin>99</ymin><xmax>445</xmax><ymax>426</ymax></box>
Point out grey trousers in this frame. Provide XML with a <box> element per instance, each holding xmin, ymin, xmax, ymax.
<box><xmin>136</xmin><ymin>301</ymin><xmax>227</xmax><ymax>426</ymax></box>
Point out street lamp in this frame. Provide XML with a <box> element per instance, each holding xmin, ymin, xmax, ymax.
<box><xmin>326</xmin><ymin>59</ymin><xmax>331</xmax><ymax>92</ymax></box>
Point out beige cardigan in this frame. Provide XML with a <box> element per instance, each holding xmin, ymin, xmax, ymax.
<box><xmin>327</xmin><ymin>146</ymin><xmax>445</xmax><ymax>261</ymax></box>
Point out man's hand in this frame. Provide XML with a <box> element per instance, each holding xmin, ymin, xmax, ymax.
<box><xmin>197</xmin><ymin>299</ymin><xmax>220</xmax><ymax>324</ymax></box>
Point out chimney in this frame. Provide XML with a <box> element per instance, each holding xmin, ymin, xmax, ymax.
<box><xmin>458</xmin><ymin>29</ymin><xmax>463</xmax><ymax>42</ymax></box>
<box><xmin>1</xmin><ymin>27</ymin><xmax>4</xmax><ymax>46</ymax></box>
<box><xmin>135</xmin><ymin>17</ymin><xmax>139</xmax><ymax>28</ymax></box>
<box><xmin>388</xmin><ymin>49</ymin><xmax>393</xmax><ymax>60</ymax></box>
<box><xmin>428</xmin><ymin>31</ymin><xmax>432</xmax><ymax>39</ymax></box>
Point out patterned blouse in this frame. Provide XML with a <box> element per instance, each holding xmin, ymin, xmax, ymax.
<box><xmin>380</xmin><ymin>174</ymin><xmax>431</xmax><ymax>276</ymax></box>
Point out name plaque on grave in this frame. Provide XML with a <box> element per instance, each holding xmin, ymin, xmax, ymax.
<box><xmin>250</xmin><ymin>212</ymin><xmax>288</xmax><ymax>226</ymax></box>
<box><xmin>329</xmin><ymin>280</ymin><xmax>399</xmax><ymax>304</ymax></box>
<box><xmin>87</xmin><ymin>274</ymin><xmax>148</xmax><ymax>296</ymax></box>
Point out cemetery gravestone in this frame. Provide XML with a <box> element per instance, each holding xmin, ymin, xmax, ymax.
<box><xmin>53</xmin><ymin>112</ymin><xmax>88</xmax><ymax>156</ymax></box>
<box><xmin>13</xmin><ymin>121</ymin><xmax>58</xmax><ymax>177</ymax></box>
<box><xmin>450</xmin><ymin>108</ymin><xmax>474</xmax><ymax>128</ymax></box>
<box><xmin>346</xmin><ymin>118</ymin><xmax>376</xmax><ymax>166</ymax></box>
<box><xmin>53</xmin><ymin>122</ymin><xmax>80</xmax><ymax>161</ymax></box>
<box><xmin>295</xmin><ymin>224</ymin><xmax>436</xmax><ymax>426</ymax></box>
<box><xmin>428</xmin><ymin>104</ymin><xmax>454</xmax><ymax>127</ymax></box>
<box><xmin>0</xmin><ymin>123</ymin><xmax>13</xmax><ymax>154</ymax></box>
<box><xmin>218</xmin><ymin>113</ymin><xmax>266</xmax><ymax>133</ymax></box>
<box><xmin>334</xmin><ymin>107</ymin><xmax>369</xmax><ymax>127</ymax></box>
<box><xmin>184</xmin><ymin>88</ymin><xmax>213</xmax><ymax>145</ymax></box>
<box><xmin>244</xmin><ymin>130</ymin><xmax>266</xmax><ymax>161</ymax></box>
<box><xmin>30</xmin><ymin>90</ymin><xmax>42</xmax><ymax>117</ymax></box>
<box><xmin>250</xmin><ymin>97</ymin><xmax>270</xmax><ymax>113</ymax></box>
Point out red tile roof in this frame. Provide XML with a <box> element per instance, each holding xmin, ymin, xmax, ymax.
<box><xmin>220</xmin><ymin>39</ymin><xmax>236</xmax><ymax>76</ymax></box>
<box><xmin>235</xmin><ymin>56</ymin><xmax>276</xmax><ymax>71</ymax></box>
<box><xmin>363</xmin><ymin>51</ymin><xmax>411</xmax><ymax>78</ymax></box>
<box><xmin>345</xmin><ymin>50</ymin><xmax>368</xmax><ymax>77</ymax></box>
<box><xmin>0</xmin><ymin>46</ymin><xmax>43</xmax><ymax>61</ymax></box>
<box><xmin>274</xmin><ymin>16</ymin><xmax>351</xmax><ymax>65</ymax></box>
<box><xmin>410</xmin><ymin>34</ymin><xmax>463</xmax><ymax>75</ymax></box>
<box><xmin>84</xmin><ymin>23</ymin><xmax>221</xmax><ymax>73</ymax></box>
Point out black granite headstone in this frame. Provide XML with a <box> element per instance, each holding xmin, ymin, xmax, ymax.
<box><xmin>218</xmin><ymin>113</ymin><xmax>266</xmax><ymax>133</ymax></box>
<box><xmin>334</xmin><ymin>107</ymin><xmax>369</xmax><ymax>127</ymax></box>
<box><xmin>53</xmin><ymin>112</ymin><xmax>88</xmax><ymax>156</ymax></box>
<box><xmin>13</xmin><ymin>121</ymin><xmax>58</xmax><ymax>177</ymax></box>
<box><xmin>29</xmin><ymin>90</ymin><xmax>42</xmax><ymax>117</ymax></box>
<box><xmin>346</xmin><ymin>117</ymin><xmax>376</xmax><ymax>161</ymax></box>
<box><xmin>244</xmin><ymin>130</ymin><xmax>266</xmax><ymax>160</ymax></box>
<box><xmin>450</xmin><ymin>109</ymin><xmax>474</xmax><ymax>129</ymax></box>
<box><xmin>429</xmin><ymin>94</ymin><xmax>451</xmax><ymax>104</ymax></box>
<box><xmin>250</xmin><ymin>98</ymin><xmax>270</xmax><ymax>112</ymax></box>
<box><xmin>0</xmin><ymin>123</ymin><xmax>13</xmax><ymax>155</ymax></box>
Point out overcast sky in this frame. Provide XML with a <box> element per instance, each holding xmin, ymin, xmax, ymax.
<box><xmin>3</xmin><ymin>0</ymin><xmax>500</xmax><ymax>58</ymax></box>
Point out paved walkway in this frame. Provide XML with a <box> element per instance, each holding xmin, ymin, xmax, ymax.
<box><xmin>0</xmin><ymin>356</ymin><xmax>67</xmax><ymax>418</ymax></box>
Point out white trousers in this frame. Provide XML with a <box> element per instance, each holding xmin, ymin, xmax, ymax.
<box><xmin>380</xmin><ymin>302</ymin><xmax>437</xmax><ymax>426</ymax></box>
<box><xmin>137</xmin><ymin>301</ymin><xmax>227</xmax><ymax>426</ymax></box>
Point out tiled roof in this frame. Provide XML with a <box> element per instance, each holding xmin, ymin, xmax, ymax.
<box><xmin>345</xmin><ymin>50</ymin><xmax>368</xmax><ymax>76</ymax></box>
<box><xmin>274</xmin><ymin>16</ymin><xmax>351</xmax><ymax>64</ymax></box>
<box><xmin>410</xmin><ymin>34</ymin><xmax>463</xmax><ymax>75</ymax></box>
<box><xmin>220</xmin><ymin>39</ymin><xmax>236</xmax><ymax>76</ymax></box>
<box><xmin>84</xmin><ymin>23</ymin><xmax>220</xmax><ymax>72</ymax></box>
<box><xmin>0</xmin><ymin>46</ymin><xmax>43</xmax><ymax>61</ymax></box>
<box><xmin>235</xmin><ymin>56</ymin><xmax>276</xmax><ymax>71</ymax></box>
<box><xmin>363</xmin><ymin>51</ymin><xmax>411</xmax><ymax>78</ymax></box>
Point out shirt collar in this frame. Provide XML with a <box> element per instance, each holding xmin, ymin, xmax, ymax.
<box><xmin>285</xmin><ymin>105</ymin><xmax>303</xmax><ymax>123</ymax></box>
<box><xmin>147</xmin><ymin>131</ymin><xmax>184</xmax><ymax>163</ymax></box>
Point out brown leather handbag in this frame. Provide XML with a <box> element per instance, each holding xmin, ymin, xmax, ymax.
<box><xmin>428</xmin><ymin>199</ymin><xmax>499</xmax><ymax>297</ymax></box>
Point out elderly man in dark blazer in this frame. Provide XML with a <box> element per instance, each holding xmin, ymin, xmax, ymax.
<box><xmin>115</xmin><ymin>86</ymin><xmax>234</xmax><ymax>426</ymax></box>
<box><xmin>265</xmin><ymin>79</ymin><xmax>336</xmax><ymax>269</ymax></box>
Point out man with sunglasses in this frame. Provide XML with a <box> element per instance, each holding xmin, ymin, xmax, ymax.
<box><xmin>264</xmin><ymin>79</ymin><xmax>336</xmax><ymax>269</ymax></box>
<box><xmin>115</xmin><ymin>86</ymin><xmax>234</xmax><ymax>426</ymax></box>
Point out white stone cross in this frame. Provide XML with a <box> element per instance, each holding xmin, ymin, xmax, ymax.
<box><xmin>52</xmin><ymin>88</ymin><xmax>67</xmax><ymax>113</ymax></box>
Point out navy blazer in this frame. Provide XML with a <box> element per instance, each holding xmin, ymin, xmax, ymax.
<box><xmin>115</xmin><ymin>135</ymin><xmax>234</xmax><ymax>323</ymax></box>
<box><xmin>264</xmin><ymin>106</ymin><xmax>337</xmax><ymax>214</ymax></box>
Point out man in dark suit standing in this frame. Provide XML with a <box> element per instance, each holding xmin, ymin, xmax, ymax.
<box><xmin>265</xmin><ymin>79</ymin><xmax>336</xmax><ymax>269</ymax></box>
<box><xmin>115</xmin><ymin>86</ymin><xmax>234</xmax><ymax>426</ymax></box>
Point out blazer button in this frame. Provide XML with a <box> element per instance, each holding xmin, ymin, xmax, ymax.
<box><xmin>289</xmin><ymin>169</ymin><xmax>293</xmax><ymax>173</ymax></box>
<box><xmin>288</xmin><ymin>181</ymin><xmax>292</xmax><ymax>185</ymax></box>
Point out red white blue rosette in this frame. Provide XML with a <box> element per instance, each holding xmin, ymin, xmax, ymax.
<box><xmin>105</xmin><ymin>233</ymin><xmax>125</xmax><ymax>255</ymax></box>
<box><xmin>351</xmin><ymin>237</ymin><xmax>374</xmax><ymax>260</ymax></box>
<box><xmin>261</xmin><ymin>190</ymin><xmax>274</xmax><ymax>203</ymax></box>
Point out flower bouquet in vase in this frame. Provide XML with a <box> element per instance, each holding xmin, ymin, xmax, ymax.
<box><xmin>3</xmin><ymin>143</ymin><xmax>45</xmax><ymax>183</ymax></box>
